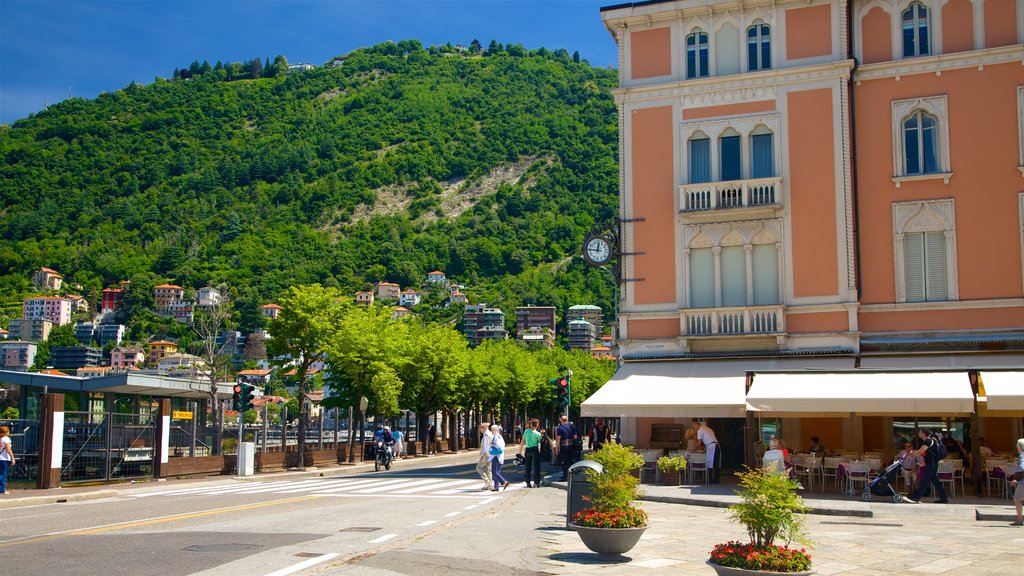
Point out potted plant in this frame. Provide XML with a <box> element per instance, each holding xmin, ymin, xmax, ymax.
<box><xmin>656</xmin><ymin>455</ymin><xmax>687</xmax><ymax>485</ymax></box>
<box><xmin>569</xmin><ymin>443</ymin><xmax>648</xmax><ymax>556</ymax></box>
<box><xmin>708</xmin><ymin>467</ymin><xmax>814</xmax><ymax>575</ymax></box>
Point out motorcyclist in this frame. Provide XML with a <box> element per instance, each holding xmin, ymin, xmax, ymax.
<box><xmin>377</xmin><ymin>426</ymin><xmax>395</xmax><ymax>463</ymax></box>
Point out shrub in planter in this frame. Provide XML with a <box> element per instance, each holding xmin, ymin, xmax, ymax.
<box><xmin>656</xmin><ymin>455</ymin><xmax>687</xmax><ymax>484</ymax></box>
<box><xmin>570</xmin><ymin>445</ymin><xmax>647</xmax><ymax>527</ymax></box>
<box><xmin>707</xmin><ymin>467</ymin><xmax>813</xmax><ymax>574</ymax></box>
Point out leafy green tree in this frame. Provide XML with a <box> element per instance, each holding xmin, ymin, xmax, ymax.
<box><xmin>266</xmin><ymin>284</ymin><xmax>347</xmax><ymax>457</ymax></box>
<box><xmin>400</xmin><ymin>322</ymin><xmax>468</xmax><ymax>450</ymax></box>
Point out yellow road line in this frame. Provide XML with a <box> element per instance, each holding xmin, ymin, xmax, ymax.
<box><xmin>0</xmin><ymin>495</ymin><xmax>320</xmax><ymax>548</ymax></box>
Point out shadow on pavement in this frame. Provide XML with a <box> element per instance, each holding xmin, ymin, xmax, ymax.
<box><xmin>548</xmin><ymin>552</ymin><xmax>633</xmax><ymax>565</ymax></box>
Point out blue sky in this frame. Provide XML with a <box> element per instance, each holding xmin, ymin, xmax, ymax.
<box><xmin>0</xmin><ymin>0</ymin><xmax>619</xmax><ymax>125</ymax></box>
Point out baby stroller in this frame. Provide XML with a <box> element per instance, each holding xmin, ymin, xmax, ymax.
<box><xmin>862</xmin><ymin>458</ymin><xmax>904</xmax><ymax>503</ymax></box>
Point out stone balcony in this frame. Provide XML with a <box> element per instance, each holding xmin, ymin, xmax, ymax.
<box><xmin>679</xmin><ymin>176</ymin><xmax>782</xmax><ymax>222</ymax></box>
<box><xmin>681</xmin><ymin>304</ymin><xmax>786</xmax><ymax>337</ymax></box>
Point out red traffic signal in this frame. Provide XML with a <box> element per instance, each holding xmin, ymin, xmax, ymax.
<box><xmin>556</xmin><ymin>378</ymin><xmax>568</xmax><ymax>389</ymax></box>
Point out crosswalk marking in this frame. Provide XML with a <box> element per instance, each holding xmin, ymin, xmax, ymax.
<box><xmin>128</xmin><ymin>475</ymin><xmax>509</xmax><ymax>500</ymax></box>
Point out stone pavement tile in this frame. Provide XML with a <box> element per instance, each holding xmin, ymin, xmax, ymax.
<box><xmin>813</xmin><ymin>561</ymin><xmax>860</xmax><ymax>575</ymax></box>
<box><xmin>907</xmin><ymin>557</ymin><xmax>975</xmax><ymax>573</ymax></box>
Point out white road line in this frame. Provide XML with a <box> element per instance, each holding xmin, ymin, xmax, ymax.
<box><xmin>416</xmin><ymin>520</ymin><xmax>437</xmax><ymax>527</ymax></box>
<box><xmin>262</xmin><ymin>552</ymin><xmax>340</xmax><ymax>576</ymax></box>
<box><xmin>444</xmin><ymin>511</ymin><xmax>460</xmax><ymax>517</ymax></box>
<box><xmin>480</xmin><ymin>497</ymin><xmax>499</xmax><ymax>505</ymax></box>
<box><xmin>397</xmin><ymin>479</ymin><xmax>481</xmax><ymax>494</ymax></box>
<box><xmin>312</xmin><ymin>478</ymin><xmax>410</xmax><ymax>494</ymax></box>
<box><xmin>234</xmin><ymin>479</ymin><xmax>337</xmax><ymax>494</ymax></box>
<box><xmin>131</xmin><ymin>482</ymin><xmax>287</xmax><ymax>497</ymax></box>
<box><xmin>367</xmin><ymin>533</ymin><xmax>397</xmax><ymax>544</ymax></box>
<box><xmin>464</xmin><ymin>504</ymin><xmax>478</xmax><ymax>509</ymax></box>
<box><xmin>350</xmin><ymin>478</ymin><xmax>444</xmax><ymax>494</ymax></box>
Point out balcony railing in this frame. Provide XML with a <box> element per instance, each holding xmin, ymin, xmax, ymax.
<box><xmin>682</xmin><ymin>305</ymin><xmax>785</xmax><ymax>337</ymax></box>
<box><xmin>680</xmin><ymin>176</ymin><xmax>782</xmax><ymax>212</ymax></box>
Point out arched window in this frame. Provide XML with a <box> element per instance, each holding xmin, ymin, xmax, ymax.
<box><xmin>750</xmin><ymin>125</ymin><xmax>775</xmax><ymax>179</ymax></box>
<box><xmin>686</xmin><ymin>29</ymin><xmax>709</xmax><ymax>79</ymax></box>
<box><xmin>746</xmin><ymin>21</ymin><xmax>771</xmax><ymax>71</ymax></box>
<box><xmin>903</xmin><ymin>110</ymin><xmax>938</xmax><ymax>175</ymax></box>
<box><xmin>688</xmin><ymin>132</ymin><xmax>711</xmax><ymax>184</ymax></box>
<box><xmin>719</xmin><ymin>128</ymin><xmax>742</xmax><ymax>181</ymax></box>
<box><xmin>902</xmin><ymin>3</ymin><xmax>930</xmax><ymax>57</ymax></box>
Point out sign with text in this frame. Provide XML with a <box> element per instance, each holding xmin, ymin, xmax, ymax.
<box><xmin>172</xmin><ymin>410</ymin><xmax>193</xmax><ymax>420</ymax></box>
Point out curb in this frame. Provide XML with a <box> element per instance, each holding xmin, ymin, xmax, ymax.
<box><xmin>0</xmin><ymin>489</ymin><xmax>120</xmax><ymax>509</ymax></box>
<box><xmin>975</xmin><ymin>506</ymin><xmax>1019</xmax><ymax>522</ymax></box>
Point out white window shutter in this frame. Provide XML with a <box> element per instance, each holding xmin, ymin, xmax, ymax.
<box><xmin>690</xmin><ymin>248</ymin><xmax>715</xmax><ymax>308</ymax></box>
<box><xmin>924</xmin><ymin>231</ymin><xmax>947</xmax><ymax>301</ymax></box>
<box><xmin>721</xmin><ymin>246</ymin><xmax>746</xmax><ymax>307</ymax></box>
<box><xmin>752</xmin><ymin>244</ymin><xmax>780</xmax><ymax>305</ymax></box>
<box><xmin>903</xmin><ymin>232</ymin><xmax>926</xmax><ymax>302</ymax></box>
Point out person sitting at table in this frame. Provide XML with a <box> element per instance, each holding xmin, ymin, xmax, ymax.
<box><xmin>979</xmin><ymin>437</ymin><xmax>994</xmax><ymax>458</ymax></box>
<box><xmin>898</xmin><ymin>441</ymin><xmax>921</xmax><ymax>492</ymax></box>
<box><xmin>808</xmin><ymin>436</ymin><xmax>826</xmax><ymax>456</ymax></box>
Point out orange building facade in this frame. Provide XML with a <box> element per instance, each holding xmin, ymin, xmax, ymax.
<box><xmin>589</xmin><ymin>0</ymin><xmax>1024</xmax><ymax>461</ymax></box>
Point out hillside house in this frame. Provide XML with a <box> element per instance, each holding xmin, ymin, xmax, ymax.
<box><xmin>6</xmin><ymin>319</ymin><xmax>53</xmax><ymax>342</ymax></box>
<box><xmin>32</xmin><ymin>267</ymin><xmax>63</xmax><ymax>291</ymax></box>
<box><xmin>237</xmin><ymin>368</ymin><xmax>272</xmax><ymax>387</ymax></box>
<box><xmin>355</xmin><ymin>291</ymin><xmax>375</xmax><ymax>306</ymax></box>
<box><xmin>168</xmin><ymin>300</ymin><xmax>195</xmax><ymax>324</ymax></box>
<box><xmin>398</xmin><ymin>290</ymin><xmax>421</xmax><ymax>307</ymax></box>
<box><xmin>261</xmin><ymin>303</ymin><xmax>283</xmax><ymax>320</ymax></box>
<box><xmin>153</xmin><ymin>284</ymin><xmax>184</xmax><ymax>310</ymax></box>
<box><xmin>65</xmin><ymin>294</ymin><xmax>89</xmax><ymax>313</ymax></box>
<box><xmin>375</xmin><ymin>282</ymin><xmax>400</xmax><ymax>300</ymax></box>
<box><xmin>23</xmin><ymin>296</ymin><xmax>73</xmax><ymax>326</ymax></box>
<box><xmin>425</xmin><ymin>271</ymin><xmax>447</xmax><ymax>285</ymax></box>
<box><xmin>392</xmin><ymin>306</ymin><xmax>410</xmax><ymax>320</ymax></box>
<box><xmin>147</xmin><ymin>340</ymin><xmax>179</xmax><ymax>363</ymax></box>
<box><xmin>0</xmin><ymin>341</ymin><xmax>37</xmax><ymax>371</ymax></box>
<box><xmin>197</xmin><ymin>287</ymin><xmax>222</xmax><ymax>307</ymax></box>
<box><xmin>449</xmin><ymin>291</ymin><xmax>468</xmax><ymax>306</ymax></box>
<box><xmin>77</xmin><ymin>366</ymin><xmax>113</xmax><ymax>378</ymax></box>
<box><xmin>102</xmin><ymin>287</ymin><xmax>126</xmax><ymax>313</ymax></box>
<box><xmin>111</xmin><ymin>347</ymin><xmax>145</xmax><ymax>368</ymax></box>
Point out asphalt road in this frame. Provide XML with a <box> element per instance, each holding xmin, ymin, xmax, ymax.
<box><xmin>0</xmin><ymin>454</ymin><xmax>565</xmax><ymax>576</ymax></box>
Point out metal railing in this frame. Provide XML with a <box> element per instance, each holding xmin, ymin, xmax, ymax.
<box><xmin>683</xmin><ymin>305</ymin><xmax>785</xmax><ymax>336</ymax></box>
<box><xmin>680</xmin><ymin>176</ymin><xmax>782</xmax><ymax>212</ymax></box>
<box><xmin>61</xmin><ymin>411</ymin><xmax>155</xmax><ymax>484</ymax></box>
<box><xmin>1</xmin><ymin>419</ymin><xmax>39</xmax><ymax>484</ymax></box>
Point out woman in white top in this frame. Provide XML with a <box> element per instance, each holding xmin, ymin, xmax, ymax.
<box><xmin>1011</xmin><ymin>437</ymin><xmax>1024</xmax><ymax>527</ymax></box>
<box><xmin>488</xmin><ymin>424</ymin><xmax>510</xmax><ymax>491</ymax></box>
<box><xmin>0</xmin><ymin>425</ymin><xmax>14</xmax><ymax>495</ymax></box>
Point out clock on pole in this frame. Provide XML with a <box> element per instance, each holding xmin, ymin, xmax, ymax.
<box><xmin>582</xmin><ymin>234</ymin><xmax>613</xmax><ymax>267</ymax></box>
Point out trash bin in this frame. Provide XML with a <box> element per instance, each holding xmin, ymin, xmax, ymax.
<box><xmin>567</xmin><ymin>459</ymin><xmax>604</xmax><ymax>527</ymax></box>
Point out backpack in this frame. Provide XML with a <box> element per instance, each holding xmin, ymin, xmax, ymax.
<box><xmin>929</xmin><ymin>435</ymin><xmax>947</xmax><ymax>461</ymax></box>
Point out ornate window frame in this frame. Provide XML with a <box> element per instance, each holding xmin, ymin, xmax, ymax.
<box><xmin>681</xmin><ymin>113</ymin><xmax>781</xmax><ymax>183</ymax></box>
<box><xmin>682</xmin><ymin>219</ymin><xmax>784</xmax><ymax>308</ymax></box>
<box><xmin>892</xmin><ymin>199</ymin><xmax>958</xmax><ymax>303</ymax></box>
<box><xmin>891</xmin><ymin>95</ymin><xmax>952</xmax><ymax>186</ymax></box>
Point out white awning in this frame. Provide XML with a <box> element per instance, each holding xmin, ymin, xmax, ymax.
<box><xmin>580</xmin><ymin>357</ymin><xmax>853</xmax><ymax>419</ymax></box>
<box><xmin>747</xmin><ymin>372</ymin><xmax>974</xmax><ymax>416</ymax></box>
<box><xmin>979</xmin><ymin>371</ymin><xmax>1024</xmax><ymax>412</ymax></box>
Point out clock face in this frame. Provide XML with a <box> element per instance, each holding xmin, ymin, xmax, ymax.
<box><xmin>584</xmin><ymin>236</ymin><xmax>612</xmax><ymax>266</ymax></box>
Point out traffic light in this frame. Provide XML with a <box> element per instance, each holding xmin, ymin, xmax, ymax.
<box><xmin>556</xmin><ymin>377</ymin><xmax>570</xmax><ymax>407</ymax></box>
<box><xmin>232</xmin><ymin>383</ymin><xmax>243</xmax><ymax>411</ymax></box>
<box><xmin>240</xmin><ymin>384</ymin><xmax>256</xmax><ymax>412</ymax></box>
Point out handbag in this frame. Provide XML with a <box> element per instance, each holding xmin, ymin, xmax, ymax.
<box><xmin>488</xmin><ymin>444</ymin><xmax>503</xmax><ymax>456</ymax></box>
<box><xmin>1012</xmin><ymin>469</ymin><xmax>1024</xmax><ymax>482</ymax></box>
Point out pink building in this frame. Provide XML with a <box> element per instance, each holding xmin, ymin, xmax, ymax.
<box><xmin>587</xmin><ymin>0</ymin><xmax>1024</xmax><ymax>457</ymax></box>
<box><xmin>32</xmin><ymin>267</ymin><xmax>63</xmax><ymax>291</ymax></box>
<box><xmin>23</xmin><ymin>296</ymin><xmax>73</xmax><ymax>326</ymax></box>
<box><xmin>111</xmin><ymin>346</ymin><xmax>145</xmax><ymax>368</ymax></box>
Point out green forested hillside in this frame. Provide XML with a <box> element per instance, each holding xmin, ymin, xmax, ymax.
<box><xmin>0</xmin><ymin>41</ymin><xmax>620</xmax><ymax>333</ymax></box>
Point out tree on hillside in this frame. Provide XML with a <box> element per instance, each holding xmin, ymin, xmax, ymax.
<box><xmin>266</xmin><ymin>285</ymin><xmax>347</xmax><ymax>461</ymax></box>
<box><xmin>469</xmin><ymin>39</ymin><xmax>482</xmax><ymax>54</ymax></box>
<box><xmin>191</xmin><ymin>284</ymin><xmax>234</xmax><ymax>454</ymax></box>
<box><xmin>272</xmin><ymin>55</ymin><xmax>289</xmax><ymax>77</ymax></box>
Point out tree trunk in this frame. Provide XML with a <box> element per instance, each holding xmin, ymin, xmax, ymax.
<box><xmin>297</xmin><ymin>376</ymin><xmax>307</xmax><ymax>465</ymax></box>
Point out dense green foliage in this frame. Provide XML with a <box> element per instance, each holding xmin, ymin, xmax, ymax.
<box><xmin>0</xmin><ymin>40</ymin><xmax>620</xmax><ymax>334</ymax></box>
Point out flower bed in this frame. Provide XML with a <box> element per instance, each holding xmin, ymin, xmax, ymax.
<box><xmin>572</xmin><ymin>505</ymin><xmax>648</xmax><ymax>529</ymax></box>
<box><xmin>710</xmin><ymin>541</ymin><xmax>812</xmax><ymax>573</ymax></box>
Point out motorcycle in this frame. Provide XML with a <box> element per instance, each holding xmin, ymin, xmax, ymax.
<box><xmin>374</xmin><ymin>440</ymin><xmax>393</xmax><ymax>472</ymax></box>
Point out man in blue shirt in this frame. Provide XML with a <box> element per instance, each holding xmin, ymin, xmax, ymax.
<box><xmin>555</xmin><ymin>415</ymin><xmax>578</xmax><ymax>482</ymax></box>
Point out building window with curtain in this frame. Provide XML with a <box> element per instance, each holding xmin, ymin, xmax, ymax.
<box><xmin>750</xmin><ymin>128</ymin><xmax>775</xmax><ymax>178</ymax></box>
<box><xmin>903</xmin><ymin>110</ymin><xmax>939</xmax><ymax>175</ymax></box>
<box><xmin>689</xmin><ymin>134</ymin><xmax>711</xmax><ymax>183</ymax></box>
<box><xmin>747</xmin><ymin>21</ymin><xmax>771</xmax><ymax>71</ymax></box>
<box><xmin>720</xmin><ymin>132</ymin><xmax>741</xmax><ymax>181</ymax></box>
<box><xmin>686</xmin><ymin>29</ymin><xmax>709</xmax><ymax>79</ymax></box>
<box><xmin>901</xmin><ymin>3</ymin><xmax>930</xmax><ymax>58</ymax></box>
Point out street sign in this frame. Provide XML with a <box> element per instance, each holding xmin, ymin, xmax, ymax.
<box><xmin>172</xmin><ymin>410</ymin><xmax>193</xmax><ymax>420</ymax></box>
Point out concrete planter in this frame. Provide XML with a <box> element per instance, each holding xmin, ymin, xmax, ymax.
<box><xmin>569</xmin><ymin>523</ymin><xmax>647</xmax><ymax>556</ymax></box>
<box><xmin>657</xmin><ymin>470</ymin><xmax>681</xmax><ymax>485</ymax></box>
<box><xmin>706</xmin><ymin>561</ymin><xmax>815</xmax><ymax>576</ymax></box>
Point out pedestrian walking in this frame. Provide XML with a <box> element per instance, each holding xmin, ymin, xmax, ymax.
<box><xmin>427</xmin><ymin>423</ymin><xmax>436</xmax><ymax>455</ymax></box>
<box><xmin>519</xmin><ymin>418</ymin><xmax>542</xmax><ymax>488</ymax></box>
<box><xmin>0</xmin><ymin>425</ymin><xmax>14</xmax><ymax>495</ymax></box>
<box><xmin>589</xmin><ymin>418</ymin><xmax>609</xmax><ymax>452</ymax></box>
<box><xmin>489</xmin><ymin>424</ymin><xmax>510</xmax><ymax>491</ymax></box>
<box><xmin>392</xmin><ymin>427</ymin><xmax>405</xmax><ymax>459</ymax></box>
<box><xmin>904</xmin><ymin>428</ymin><xmax>948</xmax><ymax>504</ymax></box>
<box><xmin>538</xmin><ymin>426</ymin><xmax>553</xmax><ymax>467</ymax></box>
<box><xmin>693</xmin><ymin>419</ymin><xmax>721</xmax><ymax>483</ymax></box>
<box><xmin>476</xmin><ymin>422</ymin><xmax>493</xmax><ymax>490</ymax></box>
<box><xmin>555</xmin><ymin>415</ymin><xmax>578</xmax><ymax>482</ymax></box>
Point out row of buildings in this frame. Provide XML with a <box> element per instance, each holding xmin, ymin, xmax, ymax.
<box><xmin>582</xmin><ymin>0</ymin><xmax>1024</xmax><ymax>460</ymax></box>
<box><xmin>462</xmin><ymin>303</ymin><xmax>613</xmax><ymax>355</ymax></box>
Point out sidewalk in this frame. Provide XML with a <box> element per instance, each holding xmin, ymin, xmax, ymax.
<box><xmin>0</xmin><ymin>448</ymin><xmax>483</xmax><ymax>510</ymax></box>
<box><xmin>544</xmin><ymin>475</ymin><xmax>1019</xmax><ymax>521</ymax></box>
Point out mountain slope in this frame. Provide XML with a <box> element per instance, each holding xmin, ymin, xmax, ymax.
<box><xmin>0</xmin><ymin>42</ymin><xmax>620</xmax><ymax>332</ymax></box>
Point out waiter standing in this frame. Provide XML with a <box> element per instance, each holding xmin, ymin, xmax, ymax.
<box><xmin>693</xmin><ymin>419</ymin><xmax>721</xmax><ymax>483</ymax></box>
